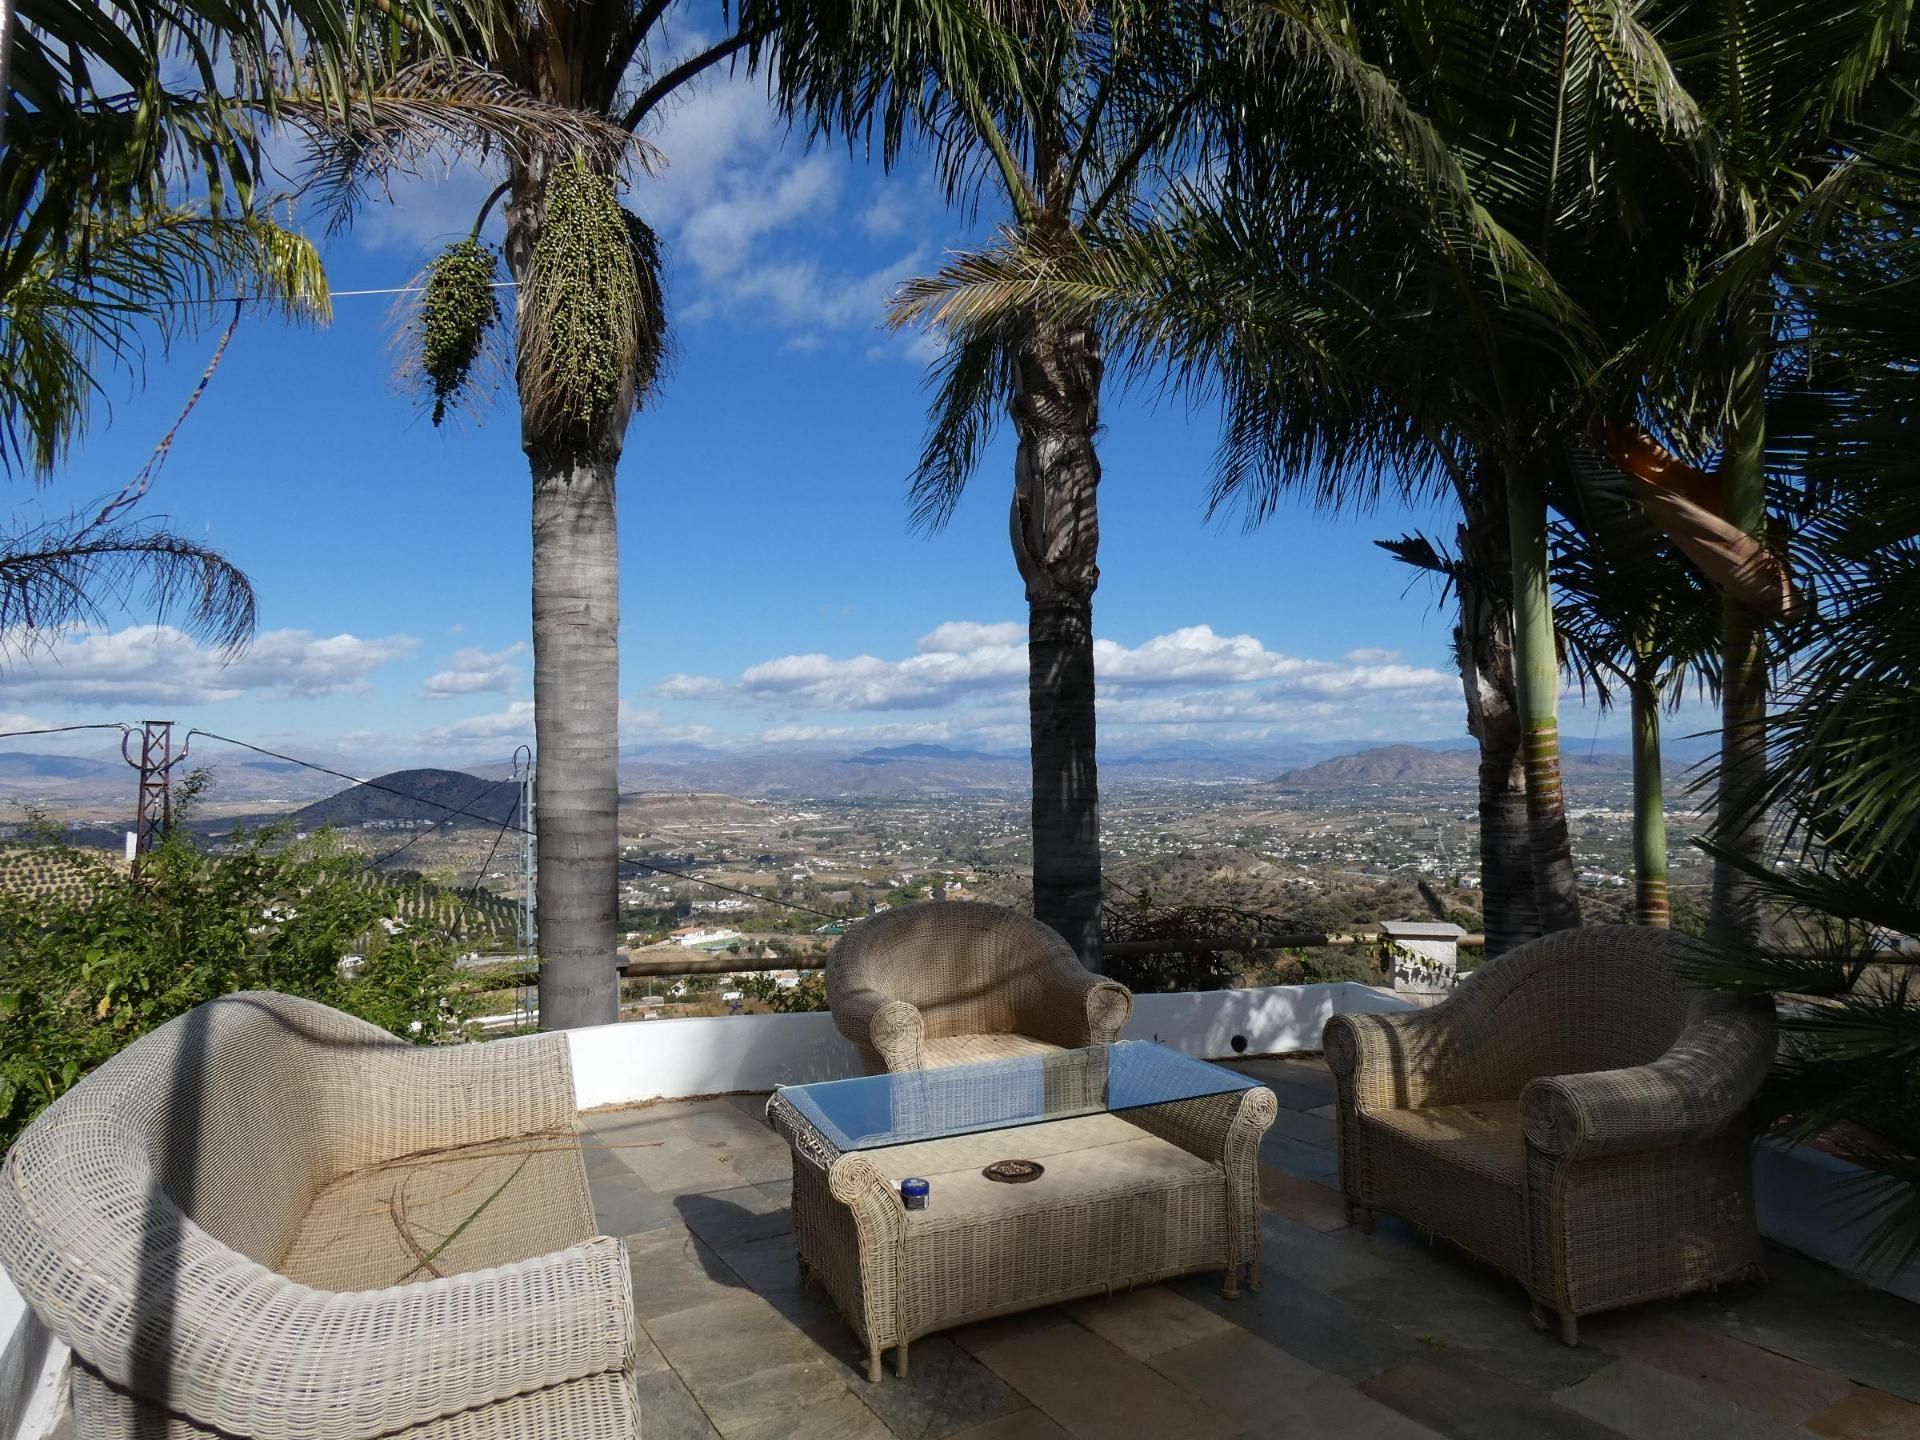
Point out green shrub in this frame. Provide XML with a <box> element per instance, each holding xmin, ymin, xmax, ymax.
<box><xmin>0</xmin><ymin>826</ymin><xmax>473</xmax><ymax>1152</ymax></box>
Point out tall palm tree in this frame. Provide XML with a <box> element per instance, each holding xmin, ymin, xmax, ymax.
<box><xmin>774</xmin><ymin>0</ymin><xmax>1255</xmax><ymax>961</ymax></box>
<box><xmin>315</xmin><ymin>7</ymin><xmax>771</xmax><ymax>1027</ymax></box>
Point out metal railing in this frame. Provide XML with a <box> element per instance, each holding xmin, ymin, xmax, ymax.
<box><xmin>614</xmin><ymin>928</ymin><xmax>1486</xmax><ymax>978</ymax></box>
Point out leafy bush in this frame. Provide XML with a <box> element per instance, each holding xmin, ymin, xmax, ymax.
<box><xmin>736</xmin><ymin>971</ymin><xmax>829</xmax><ymax>1012</ymax></box>
<box><xmin>0</xmin><ymin>825</ymin><xmax>474</xmax><ymax>1152</ymax></box>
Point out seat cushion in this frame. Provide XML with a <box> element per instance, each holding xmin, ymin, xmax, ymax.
<box><xmin>279</xmin><ymin>1130</ymin><xmax>597</xmax><ymax>1292</ymax></box>
<box><xmin>865</xmin><ymin>1112</ymin><xmax>1217</xmax><ymax>1224</ymax></box>
<box><xmin>919</xmin><ymin>1033</ymin><xmax>1064</xmax><ymax>1070</ymax></box>
<box><xmin>1361</xmin><ymin>1101</ymin><xmax>1526</xmax><ymax>1274</ymax></box>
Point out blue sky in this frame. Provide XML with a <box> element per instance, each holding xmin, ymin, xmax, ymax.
<box><xmin>5</xmin><ymin>32</ymin><xmax>1675</xmax><ymax>773</ymax></box>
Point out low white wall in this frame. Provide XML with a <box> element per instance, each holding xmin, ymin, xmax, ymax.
<box><xmin>567</xmin><ymin>979</ymin><xmax>1411</xmax><ymax>1110</ymax></box>
<box><xmin>0</xmin><ymin>1269</ymin><xmax>65</xmax><ymax>1440</ymax></box>
<box><xmin>1754</xmin><ymin>1138</ymin><xmax>1920</xmax><ymax>1305</ymax></box>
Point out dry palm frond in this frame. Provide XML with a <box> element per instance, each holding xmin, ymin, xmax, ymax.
<box><xmin>0</xmin><ymin>511</ymin><xmax>258</xmax><ymax>661</ymax></box>
<box><xmin>285</xmin><ymin>59</ymin><xmax>662</xmax><ymax>231</ymax></box>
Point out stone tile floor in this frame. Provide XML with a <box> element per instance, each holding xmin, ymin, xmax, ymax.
<box><xmin>582</xmin><ymin>1054</ymin><xmax>1920</xmax><ymax>1440</ymax></box>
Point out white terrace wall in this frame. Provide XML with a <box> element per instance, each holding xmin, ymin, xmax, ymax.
<box><xmin>566</xmin><ymin>979</ymin><xmax>1411</xmax><ymax>1110</ymax></box>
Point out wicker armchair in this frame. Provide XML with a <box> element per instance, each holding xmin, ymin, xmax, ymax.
<box><xmin>0</xmin><ymin>992</ymin><xmax>637</xmax><ymax>1440</ymax></box>
<box><xmin>1324</xmin><ymin>925</ymin><xmax>1775</xmax><ymax>1345</ymax></box>
<box><xmin>826</xmin><ymin>901</ymin><xmax>1133</xmax><ymax>1073</ymax></box>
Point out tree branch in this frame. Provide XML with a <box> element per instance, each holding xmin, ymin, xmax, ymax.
<box><xmin>621</xmin><ymin>30</ymin><xmax>759</xmax><ymax>132</ymax></box>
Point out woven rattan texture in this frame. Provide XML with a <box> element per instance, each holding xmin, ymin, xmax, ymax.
<box><xmin>0</xmin><ymin>992</ymin><xmax>638</xmax><ymax>1440</ymax></box>
<box><xmin>825</xmin><ymin>901</ymin><xmax>1133</xmax><ymax>1073</ymax></box>
<box><xmin>768</xmin><ymin>1076</ymin><xmax>1274</xmax><ymax>1382</ymax></box>
<box><xmin>1324</xmin><ymin>925</ymin><xmax>1775</xmax><ymax>1339</ymax></box>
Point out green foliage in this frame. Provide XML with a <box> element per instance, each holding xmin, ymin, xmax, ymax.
<box><xmin>736</xmin><ymin>971</ymin><xmax>829</xmax><ymax>1013</ymax></box>
<box><xmin>417</xmin><ymin>239</ymin><xmax>501</xmax><ymax>425</ymax></box>
<box><xmin>0</xmin><ymin>827</ymin><xmax>473</xmax><ymax>1153</ymax></box>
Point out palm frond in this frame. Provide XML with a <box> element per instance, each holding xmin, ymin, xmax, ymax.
<box><xmin>284</xmin><ymin>59</ymin><xmax>658</xmax><ymax>232</ymax></box>
<box><xmin>0</xmin><ymin>206</ymin><xmax>329</xmax><ymax>476</ymax></box>
<box><xmin>0</xmin><ymin>509</ymin><xmax>257</xmax><ymax>659</ymax></box>
<box><xmin>907</xmin><ymin>329</ymin><xmax>1014</xmax><ymax>532</ymax></box>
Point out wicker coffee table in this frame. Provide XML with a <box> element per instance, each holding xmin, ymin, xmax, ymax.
<box><xmin>767</xmin><ymin>1042</ymin><xmax>1277</xmax><ymax>1381</ymax></box>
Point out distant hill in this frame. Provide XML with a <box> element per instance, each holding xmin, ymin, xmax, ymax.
<box><xmin>1274</xmin><ymin>742</ymin><xmax>1632</xmax><ymax>788</ymax></box>
<box><xmin>0</xmin><ymin>752</ymin><xmax>116</xmax><ymax>779</ymax></box>
<box><xmin>847</xmin><ymin>743</ymin><xmax>1003</xmax><ymax>765</ymax></box>
<box><xmin>1273</xmin><ymin>745</ymin><xmax>1482</xmax><ymax>787</ymax></box>
<box><xmin>292</xmin><ymin>769</ymin><xmax>521</xmax><ymax>829</ymax></box>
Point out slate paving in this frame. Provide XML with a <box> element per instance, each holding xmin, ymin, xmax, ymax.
<box><xmin>580</xmin><ymin>1057</ymin><xmax>1920</xmax><ymax>1440</ymax></box>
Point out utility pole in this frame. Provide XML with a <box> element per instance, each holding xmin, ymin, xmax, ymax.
<box><xmin>515</xmin><ymin>746</ymin><xmax>537</xmax><ymax>1024</ymax></box>
<box><xmin>123</xmin><ymin>720</ymin><xmax>176</xmax><ymax>873</ymax></box>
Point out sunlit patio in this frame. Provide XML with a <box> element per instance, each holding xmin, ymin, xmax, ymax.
<box><xmin>74</xmin><ymin>1052</ymin><xmax>1894</xmax><ymax>1440</ymax></box>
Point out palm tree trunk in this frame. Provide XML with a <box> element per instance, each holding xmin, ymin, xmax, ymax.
<box><xmin>1457</xmin><ymin>471</ymin><xmax>1538</xmax><ymax>956</ymax></box>
<box><xmin>1505</xmin><ymin>466</ymin><xmax>1581</xmax><ymax>931</ymax></box>
<box><xmin>1009</xmin><ymin>310</ymin><xmax>1104</xmax><ymax>965</ymax></box>
<box><xmin>1630</xmin><ymin>659</ymin><xmax>1669</xmax><ymax>928</ymax></box>
<box><xmin>508</xmin><ymin>156</ymin><xmax>623</xmax><ymax>1030</ymax></box>
<box><xmin>1710</xmin><ymin>313</ymin><xmax>1771</xmax><ymax>951</ymax></box>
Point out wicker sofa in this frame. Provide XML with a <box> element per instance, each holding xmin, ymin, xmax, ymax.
<box><xmin>0</xmin><ymin>992</ymin><xmax>637</xmax><ymax>1440</ymax></box>
<box><xmin>825</xmin><ymin>901</ymin><xmax>1133</xmax><ymax>1073</ymax></box>
<box><xmin>1324</xmin><ymin>925</ymin><xmax>1776</xmax><ymax>1344</ymax></box>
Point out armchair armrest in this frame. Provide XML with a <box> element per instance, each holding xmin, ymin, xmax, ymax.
<box><xmin>1323</xmin><ymin>1008</ymin><xmax>1457</xmax><ymax>1113</ymax></box>
<box><xmin>1026</xmin><ymin>964</ymin><xmax>1134</xmax><ymax>1048</ymax></box>
<box><xmin>1520</xmin><ymin>1003</ymin><xmax>1776</xmax><ymax>1161</ymax></box>
<box><xmin>832</xmin><ymin>986</ymin><xmax>925</xmax><ymax>1072</ymax></box>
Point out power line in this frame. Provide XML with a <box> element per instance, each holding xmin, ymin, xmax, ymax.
<box><xmin>466</xmin><ymin>790</ymin><xmax>522</xmax><ymax>898</ymax></box>
<box><xmin>184</xmin><ymin>727</ymin><xmax>851</xmax><ymax>919</ymax></box>
<box><xmin>0</xmin><ymin>722</ymin><xmax>133</xmax><ymax>741</ymax></box>
<box><xmin>367</xmin><ymin>775</ymin><xmax>519</xmax><ymax>871</ymax></box>
<box><xmin>162</xmin><ymin>281</ymin><xmax>521</xmax><ymax>306</ymax></box>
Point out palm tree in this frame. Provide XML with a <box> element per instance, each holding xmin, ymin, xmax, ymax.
<box><xmin>315</xmin><ymin>10</ymin><xmax>771</xmax><ymax>1028</ymax></box>
<box><xmin>895</xmin><ymin>1</ymin><xmax>1715</xmax><ymax>944</ymax></box>
<box><xmin>1623</xmin><ymin>0</ymin><xmax>1920</xmax><ymax>950</ymax></box>
<box><xmin>771</xmin><ymin>0</ymin><xmax>1260</xmax><ymax>961</ymax></box>
<box><xmin>1549</xmin><ymin>497</ymin><xmax>1720</xmax><ymax>929</ymax></box>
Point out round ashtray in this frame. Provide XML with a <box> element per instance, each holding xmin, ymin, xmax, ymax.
<box><xmin>982</xmin><ymin>1159</ymin><xmax>1045</xmax><ymax>1184</ymax></box>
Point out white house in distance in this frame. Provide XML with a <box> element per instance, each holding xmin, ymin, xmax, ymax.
<box><xmin>671</xmin><ymin>925</ymin><xmax>743</xmax><ymax>948</ymax></box>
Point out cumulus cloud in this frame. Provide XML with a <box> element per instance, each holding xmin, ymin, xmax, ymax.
<box><xmin>422</xmin><ymin>644</ymin><xmax>525</xmax><ymax>699</ymax></box>
<box><xmin>657</xmin><ymin>620</ymin><xmax>1453</xmax><ymax>722</ymax></box>
<box><xmin>424</xmin><ymin>699</ymin><xmax>714</xmax><ymax>748</ymax></box>
<box><xmin>1</xmin><ymin>627</ymin><xmax>417</xmax><ymax>707</ymax></box>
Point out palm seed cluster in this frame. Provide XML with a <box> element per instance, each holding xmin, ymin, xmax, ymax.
<box><xmin>523</xmin><ymin>159</ymin><xmax>643</xmax><ymax>432</ymax></box>
<box><xmin>418</xmin><ymin>238</ymin><xmax>500</xmax><ymax>426</ymax></box>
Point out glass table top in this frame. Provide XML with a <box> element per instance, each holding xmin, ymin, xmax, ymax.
<box><xmin>775</xmin><ymin>1041</ymin><xmax>1261</xmax><ymax>1152</ymax></box>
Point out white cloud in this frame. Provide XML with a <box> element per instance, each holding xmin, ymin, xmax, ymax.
<box><xmin>1342</xmin><ymin>647</ymin><xmax>1403</xmax><ymax>664</ymax></box>
<box><xmin>1</xmin><ymin>627</ymin><xmax>417</xmax><ymax>707</ymax></box>
<box><xmin>860</xmin><ymin>192</ymin><xmax>910</xmax><ymax>238</ymax></box>
<box><xmin>679</xmin><ymin>157</ymin><xmax>841</xmax><ymax>280</ymax></box>
<box><xmin>656</xmin><ymin>621</ymin><xmax>1454</xmax><ymax>721</ymax></box>
<box><xmin>426</xmin><ymin>701</ymin><xmax>534</xmax><ymax>744</ymax></box>
<box><xmin>423</xmin><ymin>644</ymin><xmax>525</xmax><ymax>699</ymax></box>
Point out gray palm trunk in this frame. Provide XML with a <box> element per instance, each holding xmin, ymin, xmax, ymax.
<box><xmin>508</xmin><ymin>156</ymin><xmax>625</xmax><ymax>1030</ymax></box>
<box><xmin>1457</xmin><ymin>477</ymin><xmax>1539</xmax><ymax>957</ymax></box>
<box><xmin>1009</xmin><ymin>310</ymin><xmax>1104</xmax><ymax>964</ymax></box>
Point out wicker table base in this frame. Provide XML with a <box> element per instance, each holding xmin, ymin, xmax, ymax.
<box><xmin>768</xmin><ymin>1083</ymin><xmax>1276</xmax><ymax>1382</ymax></box>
